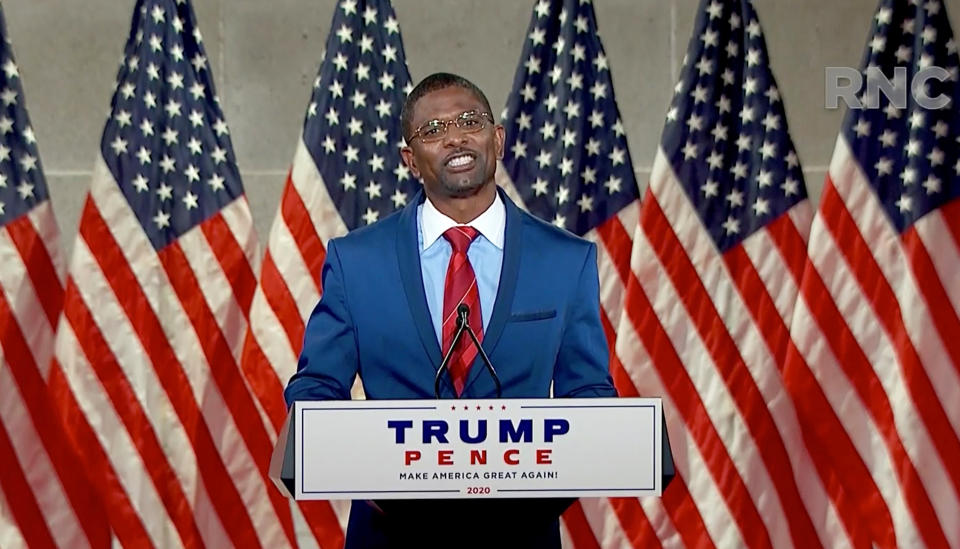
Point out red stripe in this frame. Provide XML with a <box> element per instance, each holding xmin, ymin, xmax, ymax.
<box><xmin>562</xmin><ymin>500</ymin><xmax>601</xmax><ymax>549</ymax></box>
<box><xmin>941</xmin><ymin>199</ymin><xmax>960</xmax><ymax>252</ymax></box>
<box><xmin>160</xmin><ymin>237</ymin><xmax>295</xmax><ymax>548</ymax></box>
<box><xmin>821</xmin><ymin>179</ymin><xmax>960</xmax><ymax>497</ymax></box>
<box><xmin>200</xmin><ymin>212</ymin><xmax>256</xmax><ymax>314</ymax></box>
<box><xmin>643</xmin><ymin>194</ymin><xmax>818</xmax><ymax>548</ymax></box>
<box><xmin>281</xmin><ymin>174</ymin><xmax>327</xmax><ymax>292</ymax></box>
<box><xmin>799</xmin><ymin>181</ymin><xmax>946</xmax><ymax>547</ymax></box>
<box><xmin>901</xmin><ymin>226</ymin><xmax>960</xmax><ymax>371</ymax></box>
<box><xmin>0</xmin><ymin>288</ymin><xmax>111</xmax><ymax>548</ymax></box>
<box><xmin>766</xmin><ymin>217</ymin><xmax>891</xmax><ymax>548</ymax></box>
<box><xmin>609</xmin><ymin>498</ymin><xmax>662</xmax><ymax>549</ymax></box>
<box><xmin>62</xmin><ymin>278</ymin><xmax>206</xmax><ymax>549</ymax></box>
<box><xmin>595</xmin><ymin>213</ymin><xmax>633</xmax><ymax>287</ymax></box>
<box><xmin>0</xmin><ymin>419</ymin><xmax>57</xmax><ymax>549</ymax></box>
<box><xmin>260</xmin><ymin>251</ymin><xmax>306</xmax><ymax>352</ymax></box>
<box><xmin>77</xmin><ymin>200</ymin><xmax>258</xmax><ymax>548</ymax></box>
<box><xmin>295</xmin><ymin>500</ymin><xmax>346</xmax><ymax>549</ymax></box>
<box><xmin>5</xmin><ymin>216</ymin><xmax>63</xmax><ymax>327</ymax></box>
<box><xmin>48</xmin><ymin>359</ymin><xmax>153</xmax><ymax>548</ymax></box>
<box><xmin>661</xmin><ymin>480</ymin><xmax>715</xmax><ymax>549</ymax></box>
<box><xmin>238</xmin><ymin>333</ymin><xmax>289</xmax><ymax>432</ymax></box>
<box><xmin>621</xmin><ymin>259</ymin><xmax>769</xmax><ymax>547</ymax></box>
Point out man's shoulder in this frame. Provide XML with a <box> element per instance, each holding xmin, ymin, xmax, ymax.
<box><xmin>514</xmin><ymin>205</ymin><xmax>594</xmax><ymax>253</ymax></box>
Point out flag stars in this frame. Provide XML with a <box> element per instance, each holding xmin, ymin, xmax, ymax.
<box><xmin>923</xmin><ymin>174</ymin><xmax>941</xmax><ymax>194</ymax></box>
<box><xmin>556</xmin><ymin>185</ymin><xmax>570</xmax><ymax>204</ymax></box>
<box><xmin>781</xmin><ymin>177</ymin><xmax>799</xmax><ymax>196</ymax></box>
<box><xmin>589</xmin><ymin>110</ymin><xmax>604</xmax><ymax>128</ymax></box>
<box><xmin>559</xmin><ymin>157</ymin><xmax>574</xmax><ymax>176</ymax></box>
<box><xmin>896</xmin><ymin>194</ymin><xmax>912</xmax><ymax>213</ymax></box>
<box><xmin>571</xmin><ymin>44</ymin><xmax>586</xmax><ymax>62</ymax></box>
<box><xmin>2</xmin><ymin>59</ymin><xmax>19</xmax><ymax>79</ymax></box>
<box><xmin>529</xmin><ymin>27</ymin><xmax>546</xmax><ymax>46</ymax></box>
<box><xmin>726</xmin><ymin>189</ymin><xmax>745</xmax><ymax>207</ymax></box>
<box><xmin>188</xmin><ymin>110</ymin><xmax>204</xmax><ymax>128</ymax></box>
<box><xmin>853</xmin><ymin>118</ymin><xmax>870</xmax><ymax>137</ymax></box>
<box><xmin>581</xmin><ymin>166</ymin><xmax>597</xmax><ymax>184</ymax></box>
<box><xmin>187</xmin><ymin>137</ymin><xmax>202</xmax><ymax>155</ymax></box>
<box><xmin>211</xmin><ymin>147</ymin><xmax>227</xmax><ymax>164</ymax></box>
<box><xmin>382</xmin><ymin>45</ymin><xmax>398</xmax><ymax>63</ymax></box>
<box><xmin>706</xmin><ymin>151</ymin><xmax>723</xmax><ymax>169</ymax></box>
<box><xmin>359</xmin><ymin>34</ymin><xmax>374</xmax><ymax>54</ymax></box>
<box><xmin>162</xmin><ymin>127</ymin><xmax>179</xmax><ymax>146</ymax></box>
<box><xmin>574</xmin><ymin>15</ymin><xmax>589</xmax><ymax>33</ymax></box>
<box><xmin>593</xmin><ymin>53</ymin><xmax>608</xmax><ymax>71</ymax></box>
<box><xmin>132</xmin><ymin>174</ymin><xmax>149</xmax><ymax>192</ymax></box>
<box><xmin>333</xmin><ymin>52</ymin><xmax>349</xmax><ymax>71</ymax></box>
<box><xmin>532</xmin><ymin>178</ymin><xmax>549</xmax><ymax>196</ymax></box>
<box><xmin>785</xmin><ymin>151</ymin><xmax>799</xmax><ymax>169</ymax></box>
<box><xmin>577</xmin><ymin>194</ymin><xmax>594</xmax><ymax>212</ymax></box>
<box><xmin>110</xmin><ymin>136</ymin><xmax>128</xmax><ymax>155</ymax></box>
<box><xmin>362</xmin><ymin>208</ymin><xmax>379</xmax><ymax>225</ymax></box>
<box><xmin>604</xmin><ymin>175</ymin><xmax>622</xmax><ymax>194</ymax></box>
<box><xmin>878</xmin><ymin>129</ymin><xmax>897</xmax><ymax>147</ymax></box>
<box><xmin>563</xmin><ymin>100</ymin><xmax>580</xmax><ymax>119</ymax></box>
<box><xmin>136</xmin><ymin>146</ymin><xmax>151</xmax><ymax>164</ymax></box>
<box><xmin>927</xmin><ymin>147</ymin><xmax>944</xmax><ymax>166</ymax></box>
<box><xmin>901</xmin><ymin>167</ymin><xmax>917</xmax><ymax>185</ymax></box>
<box><xmin>371</xmin><ymin>126</ymin><xmax>388</xmax><ymax>145</ymax></box>
<box><xmin>336</xmin><ymin>24</ymin><xmax>353</xmax><ymax>43</ymax></box>
<box><xmin>184</xmin><ymin>164</ymin><xmax>200</xmax><ymax>182</ymax></box>
<box><xmin>539</xmin><ymin>121</ymin><xmax>557</xmax><ymax>140</ymax></box>
<box><xmin>761</xmin><ymin>113</ymin><xmax>780</xmax><ymax>131</ymax></box>
<box><xmin>344</xmin><ymin>145</ymin><xmax>360</xmax><ymax>163</ymax></box>
<box><xmin>384</xmin><ymin>16</ymin><xmax>400</xmax><ymax>34</ymax></box>
<box><xmin>722</xmin><ymin>216</ymin><xmax>740</xmax><ymax>235</ymax></box>
<box><xmin>562</xmin><ymin>129</ymin><xmax>577</xmax><ymax>148</ymax></box>
<box><xmin>365</xmin><ymin>181</ymin><xmax>382</xmax><ymax>199</ymax></box>
<box><xmin>512</xmin><ymin>140</ymin><xmax>527</xmax><ymax>158</ymax></box>
<box><xmin>536</xmin><ymin>149</ymin><xmax>552</xmax><ymax>168</ymax></box>
<box><xmin>157</xmin><ymin>183</ymin><xmax>173</xmax><ymax>201</ymax></box>
<box><xmin>590</xmin><ymin>81</ymin><xmax>607</xmax><ymax>100</ymax></box>
<box><xmin>368</xmin><ymin>154</ymin><xmax>385</xmax><ymax>172</ymax></box>
<box><xmin>753</xmin><ymin>198</ymin><xmax>770</xmax><ymax>216</ymax></box>
<box><xmin>690</xmin><ymin>84</ymin><xmax>709</xmax><ymax>103</ymax></box>
<box><xmin>585</xmin><ymin>138</ymin><xmax>601</xmax><ymax>156</ymax></box>
<box><xmin>378</xmin><ymin>72</ymin><xmax>395</xmax><ymax>91</ymax></box>
<box><xmin>932</xmin><ymin>121</ymin><xmax>948</xmax><ymax>138</ymax></box>
<box><xmin>153</xmin><ymin>210</ymin><xmax>171</xmax><ymax>229</ymax></box>
<box><xmin>701</xmin><ymin>180</ymin><xmax>719</xmax><ymax>197</ymax></box>
<box><xmin>182</xmin><ymin>191</ymin><xmax>199</xmax><ymax>210</ymax></box>
<box><xmin>208</xmin><ymin>174</ymin><xmax>225</xmax><ymax>192</ymax></box>
<box><xmin>545</xmin><ymin>94</ymin><xmax>559</xmax><ymax>112</ymax></box>
<box><xmin>874</xmin><ymin>157</ymin><xmax>893</xmax><ymax>176</ymax></box>
<box><xmin>16</xmin><ymin>181</ymin><xmax>34</xmax><ymax>199</ymax></box>
<box><xmin>355</xmin><ymin>63</ymin><xmax>371</xmax><ymax>81</ymax></box>
<box><xmin>160</xmin><ymin>155</ymin><xmax>176</xmax><ymax>173</ymax></box>
<box><xmin>350</xmin><ymin>90</ymin><xmax>367</xmax><ymax>109</ymax></box>
<box><xmin>610</xmin><ymin>146</ymin><xmax>626</xmax><ymax>166</ymax></box>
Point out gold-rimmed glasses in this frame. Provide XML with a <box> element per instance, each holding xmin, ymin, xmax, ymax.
<box><xmin>406</xmin><ymin>110</ymin><xmax>495</xmax><ymax>144</ymax></box>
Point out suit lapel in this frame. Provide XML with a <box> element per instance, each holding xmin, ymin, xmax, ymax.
<box><xmin>463</xmin><ymin>188</ymin><xmax>522</xmax><ymax>393</ymax></box>
<box><xmin>396</xmin><ymin>190</ymin><xmax>444</xmax><ymax>370</ymax></box>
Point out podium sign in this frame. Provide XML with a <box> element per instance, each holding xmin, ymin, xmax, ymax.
<box><xmin>289</xmin><ymin>397</ymin><xmax>662</xmax><ymax>500</ymax></box>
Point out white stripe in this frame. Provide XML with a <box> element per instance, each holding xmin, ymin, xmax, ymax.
<box><xmin>291</xmin><ymin>137</ymin><xmax>349</xmax><ymax>242</ymax></box>
<box><xmin>86</xmin><ymin>163</ymin><xmax>290</xmax><ymax>548</ymax></box>
<box><xmin>579</xmin><ymin>497</ymin><xmax>630</xmax><ymax>548</ymax></box>
<box><xmin>913</xmin><ymin>209</ymin><xmax>960</xmax><ymax>322</ymax></box>
<box><xmin>786</xmin><ymin>199</ymin><xmax>812</xmax><ymax>245</ymax></box>
<box><xmin>219</xmin><ymin>195</ymin><xmax>261</xmax><ymax>273</ymax></box>
<box><xmin>269</xmin><ymin>214</ymin><xmax>322</xmax><ymax>324</ymax></box>
<box><xmin>831</xmin><ymin>140</ymin><xmax>960</xmax><ymax>439</ymax></box>
<box><xmin>27</xmin><ymin>201</ymin><xmax>65</xmax><ymax>284</ymax></box>
<box><xmin>741</xmin><ymin>222</ymin><xmax>802</xmax><ymax>328</ymax></box>
<box><xmin>640</xmin><ymin>496</ymin><xmax>680</xmax><ymax>547</ymax></box>
<box><xmin>248</xmin><ymin>287</ymin><xmax>300</xmax><ymax>388</ymax></box>
<box><xmin>789</xmin><ymin>295</ymin><xmax>923</xmax><ymax>548</ymax></box>
<box><xmin>0</xmin><ymin>228</ymin><xmax>56</xmax><ymax>359</ymax></box>
<box><xmin>614</xmin><ymin>317</ymin><xmax>737</xmax><ymax>548</ymax></box>
<box><xmin>54</xmin><ymin>320</ymin><xmax>183</xmax><ymax>549</ymax></box>
<box><xmin>0</xmin><ymin>484</ymin><xmax>30</xmax><ymax>549</ymax></box>
<box><xmin>178</xmin><ymin>217</ymin><xmax>249</xmax><ymax>365</ymax></box>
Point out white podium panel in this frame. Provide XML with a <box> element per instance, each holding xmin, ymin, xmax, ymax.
<box><xmin>292</xmin><ymin>397</ymin><xmax>662</xmax><ymax>500</ymax></box>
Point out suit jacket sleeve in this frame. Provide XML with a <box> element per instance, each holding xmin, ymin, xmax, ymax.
<box><xmin>553</xmin><ymin>242</ymin><xmax>618</xmax><ymax>398</ymax></box>
<box><xmin>284</xmin><ymin>239</ymin><xmax>358</xmax><ymax>405</ymax></box>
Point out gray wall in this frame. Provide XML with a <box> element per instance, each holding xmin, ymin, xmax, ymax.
<box><xmin>5</xmin><ymin>0</ymin><xmax>960</xmax><ymax>254</ymax></box>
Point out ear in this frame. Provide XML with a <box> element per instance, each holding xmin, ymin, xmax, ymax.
<box><xmin>494</xmin><ymin>124</ymin><xmax>506</xmax><ymax>160</ymax></box>
<box><xmin>400</xmin><ymin>146</ymin><xmax>420</xmax><ymax>179</ymax></box>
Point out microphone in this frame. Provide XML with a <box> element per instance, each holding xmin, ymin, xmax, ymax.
<box><xmin>434</xmin><ymin>303</ymin><xmax>502</xmax><ymax>399</ymax></box>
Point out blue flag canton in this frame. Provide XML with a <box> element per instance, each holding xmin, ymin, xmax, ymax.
<box><xmin>662</xmin><ymin>0</ymin><xmax>806</xmax><ymax>253</ymax></box>
<box><xmin>100</xmin><ymin>0</ymin><xmax>243</xmax><ymax>251</ymax></box>
<box><xmin>303</xmin><ymin>0</ymin><xmax>417</xmax><ymax>231</ymax></box>
<box><xmin>501</xmin><ymin>0</ymin><xmax>640</xmax><ymax>237</ymax></box>
<box><xmin>842</xmin><ymin>0</ymin><xmax>960</xmax><ymax>234</ymax></box>
<box><xmin>0</xmin><ymin>15</ymin><xmax>51</xmax><ymax>229</ymax></box>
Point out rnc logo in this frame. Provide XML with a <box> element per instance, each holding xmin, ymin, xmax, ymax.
<box><xmin>825</xmin><ymin>66</ymin><xmax>953</xmax><ymax>110</ymax></box>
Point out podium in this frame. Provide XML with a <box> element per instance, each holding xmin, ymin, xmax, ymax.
<box><xmin>270</xmin><ymin>397</ymin><xmax>675</xmax><ymax>501</ymax></box>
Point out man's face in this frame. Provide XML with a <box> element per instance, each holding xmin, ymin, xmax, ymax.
<box><xmin>400</xmin><ymin>86</ymin><xmax>505</xmax><ymax>200</ymax></box>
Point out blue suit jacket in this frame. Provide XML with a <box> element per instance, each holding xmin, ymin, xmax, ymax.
<box><xmin>285</xmin><ymin>188</ymin><xmax>616</xmax><ymax>547</ymax></box>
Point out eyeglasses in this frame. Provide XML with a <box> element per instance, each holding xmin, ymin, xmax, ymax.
<box><xmin>406</xmin><ymin>110</ymin><xmax>495</xmax><ymax>144</ymax></box>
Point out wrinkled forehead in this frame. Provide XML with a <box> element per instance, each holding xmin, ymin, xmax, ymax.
<box><xmin>411</xmin><ymin>86</ymin><xmax>488</xmax><ymax>126</ymax></box>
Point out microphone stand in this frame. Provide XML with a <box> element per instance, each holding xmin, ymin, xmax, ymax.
<box><xmin>434</xmin><ymin>304</ymin><xmax>502</xmax><ymax>398</ymax></box>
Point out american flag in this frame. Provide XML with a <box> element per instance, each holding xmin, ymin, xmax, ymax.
<box><xmin>495</xmin><ymin>0</ymin><xmax>645</xmax><ymax>546</ymax></box>
<box><xmin>47</xmin><ymin>0</ymin><xmax>297</xmax><ymax>546</ymax></box>
<box><xmin>786</xmin><ymin>0</ymin><xmax>960</xmax><ymax>546</ymax></box>
<box><xmin>239</xmin><ymin>0</ymin><xmax>415</xmax><ymax>544</ymax></box>
<box><xmin>610</xmin><ymin>0</ymin><xmax>865</xmax><ymax>546</ymax></box>
<box><xmin>0</xmin><ymin>6</ymin><xmax>110</xmax><ymax>547</ymax></box>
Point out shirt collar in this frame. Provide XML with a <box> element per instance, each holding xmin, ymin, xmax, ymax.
<box><xmin>421</xmin><ymin>190</ymin><xmax>505</xmax><ymax>251</ymax></box>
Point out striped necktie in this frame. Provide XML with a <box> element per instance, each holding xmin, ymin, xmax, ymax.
<box><xmin>441</xmin><ymin>226</ymin><xmax>483</xmax><ymax>396</ymax></box>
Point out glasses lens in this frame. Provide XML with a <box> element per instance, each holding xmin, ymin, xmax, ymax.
<box><xmin>457</xmin><ymin>111</ymin><xmax>487</xmax><ymax>134</ymax></box>
<box><xmin>416</xmin><ymin>120</ymin><xmax>446</xmax><ymax>143</ymax></box>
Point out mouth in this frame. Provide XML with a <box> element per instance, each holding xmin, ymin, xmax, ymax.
<box><xmin>444</xmin><ymin>152</ymin><xmax>477</xmax><ymax>172</ymax></box>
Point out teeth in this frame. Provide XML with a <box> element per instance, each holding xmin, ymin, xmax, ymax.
<box><xmin>447</xmin><ymin>155</ymin><xmax>473</xmax><ymax>168</ymax></box>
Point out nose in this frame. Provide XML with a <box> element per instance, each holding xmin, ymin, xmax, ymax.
<box><xmin>441</xmin><ymin>122</ymin><xmax>470</xmax><ymax>146</ymax></box>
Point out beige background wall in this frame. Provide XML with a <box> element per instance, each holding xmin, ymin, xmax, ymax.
<box><xmin>5</xmin><ymin>0</ymin><xmax>960</xmax><ymax>253</ymax></box>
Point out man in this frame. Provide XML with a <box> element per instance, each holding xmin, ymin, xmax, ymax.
<box><xmin>285</xmin><ymin>73</ymin><xmax>616</xmax><ymax>548</ymax></box>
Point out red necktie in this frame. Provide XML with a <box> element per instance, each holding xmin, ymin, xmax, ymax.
<box><xmin>441</xmin><ymin>226</ymin><xmax>483</xmax><ymax>396</ymax></box>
